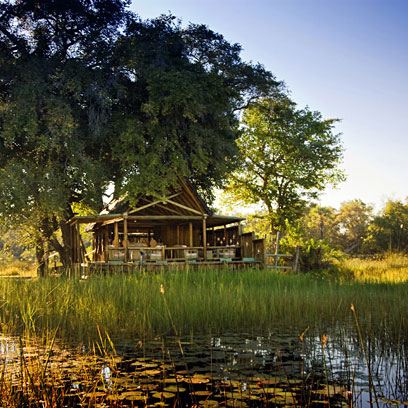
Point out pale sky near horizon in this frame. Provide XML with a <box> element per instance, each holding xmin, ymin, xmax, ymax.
<box><xmin>131</xmin><ymin>0</ymin><xmax>408</xmax><ymax>213</ymax></box>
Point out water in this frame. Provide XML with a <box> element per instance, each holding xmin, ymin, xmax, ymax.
<box><xmin>1</xmin><ymin>326</ymin><xmax>407</xmax><ymax>407</ymax></box>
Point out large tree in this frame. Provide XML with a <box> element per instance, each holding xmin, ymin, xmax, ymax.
<box><xmin>0</xmin><ymin>1</ymin><xmax>279</xmax><ymax>270</ymax></box>
<box><xmin>333</xmin><ymin>200</ymin><xmax>372</xmax><ymax>254</ymax></box>
<box><xmin>364</xmin><ymin>200</ymin><xmax>408</xmax><ymax>253</ymax></box>
<box><xmin>224</xmin><ymin>96</ymin><xmax>344</xmax><ymax>232</ymax></box>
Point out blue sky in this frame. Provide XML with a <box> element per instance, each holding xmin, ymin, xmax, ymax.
<box><xmin>131</xmin><ymin>0</ymin><xmax>408</xmax><ymax>211</ymax></box>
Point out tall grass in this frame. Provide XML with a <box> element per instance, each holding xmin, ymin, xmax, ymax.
<box><xmin>0</xmin><ymin>268</ymin><xmax>406</xmax><ymax>346</ymax></box>
<box><xmin>0</xmin><ymin>259</ymin><xmax>36</xmax><ymax>277</ymax></box>
<box><xmin>337</xmin><ymin>253</ymin><xmax>408</xmax><ymax>283</ymax></box>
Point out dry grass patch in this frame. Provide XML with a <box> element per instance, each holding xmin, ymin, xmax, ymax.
<box><xmin>340</xmin><ymin>253</ymin><xmax>408</xmax><ymax>283</ymax></box>
<box><xmin>0</xmin><ymin>260</ymin><xmax>36</xmax><ymax>278</ymax></box>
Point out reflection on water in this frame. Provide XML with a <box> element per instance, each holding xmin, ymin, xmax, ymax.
<box><xmin>0</xmin><ymin>327</ymin><xmax>407</xmax><ymax>407</ymax></box>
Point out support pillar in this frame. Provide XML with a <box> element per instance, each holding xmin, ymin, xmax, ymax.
<box><xmin>104</xmin><ymin>228</ymin><xmax>109</xmax><ymax>263</ymax></box>
<box><xmin>202</xmin><ymin>215</ymin><xmax>207</xmax><ymax>260</ymax></box>
<box><xmin>189</xmin><ymin>222</ymin><xmax>193</xmax><ymax>247</ymax></box>
<box><xmin>123</xmin><ymin>214</ymin><xmax>128</xmax><ymax>262</ymax></box>
<box><xmin>114</xmin><ymin>222</ymin><xmax>119</xmax><ymax>248</ymax></box>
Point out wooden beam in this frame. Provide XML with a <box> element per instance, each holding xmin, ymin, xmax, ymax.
<box><xmin>101</xmin><ymin>217</ymin><xmax>123</xmax><ymax>226</ymax></box>
<box><xmin>159</xmin><ymin>198</ymin><xmax>203</xmax><ymax>215</ymax></box>
<box><xmin>154</xmin><ymin>202</ymin><xmax>184</xmax><ymax>215</ymax></box>
<box><xmin>178</xmin><ymin>178</ymin><xmax>205</xmax><ymax>214</ymax></box>
<box><xmin>68</xmin><ymin>214</ymin><xmax>124</xmax><ymax>224</ymax></box>
<box><xmin>70</xmin><ymin>213</ymin><xmax>215</xmax><ymax>224</ymax></box>
<box><xmin>128</xmin><ymin>192</ymin><xmax>183</xmax><ymax>214</ymax></box>
<box><xmin>129</xmin><ymin>215</ymin><xmax>203</xmax><ymax>220</ymax></box>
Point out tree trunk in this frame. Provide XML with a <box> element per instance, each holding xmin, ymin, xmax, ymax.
<box><xmin>40</xmin><ymin>211</ymin><xmax>74</xmax><ymax>273</ymax></box>
<box><xmin>59</xmin><ymin>219</ymin><xmax>74</xmax><ymax>269</ymax></box>
<box><xmin>35</xmin><ymin>237</ymin><xmax>46</xmax><ymax>277</ymax></box>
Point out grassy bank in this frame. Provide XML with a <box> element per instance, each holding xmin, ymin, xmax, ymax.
<box><xmin>0</xmin><ymin>259</ymin><xmax>36</xmax><ymax>277</ymax></box>
<box><xmin>0</xmin><ymin>267</ymin><xmax>406</xmax><ymax>345</ymax></box>
<box><xmin>336</xmin><ymin>253</ymin><xmax>408</xmax><ymax>283</ymax></box>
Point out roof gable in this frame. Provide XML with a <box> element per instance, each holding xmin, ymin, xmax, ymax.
<box><xmin>102</xmin><ymin>178</ymin><xmax>212</xmax><ymax>217</ymax></box>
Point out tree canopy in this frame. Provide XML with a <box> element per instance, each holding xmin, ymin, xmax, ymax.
<box><xmin>223</xmin><ymin>96</ymin><xmax>344</xmax><ymax>232</ymax></box>
<box><xmin>0</xmin><ymin>0</ymin><xmax>280</xmax><ymax>269</ymax></box>
<box><xmin>364</xmin><ymin>200</ymin><xmax>408</xmax><ymax>253</ymax></box>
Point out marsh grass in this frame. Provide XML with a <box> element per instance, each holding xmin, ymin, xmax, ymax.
<box><xmin>0</xmin><ymin>265</ymin><xmax>407</xmax><ymax>407</ymax></box>
<box><xmin>0</xmin><ymin>267</ymin><xmax>406</xmax><ymax>346</ymax></box>
<box><xmin>333</xmin><ymin>253</ymin><xmax>408</xmax><ymax>283</ymax></box>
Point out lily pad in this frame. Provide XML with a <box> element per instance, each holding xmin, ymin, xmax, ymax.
<box><xmin>163</xmin><ymin>385</ymin><xmax>186</xmax><ymax>393</ymax></box>
<box><xmin>193</xmin><ymin>390</ymin><xmax>213</xmax><ymax>397</ymax></box>
<box><xmin>151</xmin><ymin>391</ymin><xmax>175</xmax><ymax>399</ymax></box>
<box><xmin>199</xmin><ymin>400</ymin><xmax>219</xmax><ymax>407</ymax></box>
<box><xmin>226</xmin><ymin>399</ymin><xmax>248</xmax><ymax>407</ymax></box>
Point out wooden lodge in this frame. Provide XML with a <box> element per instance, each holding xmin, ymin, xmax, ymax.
<box><xmin>67</xmin><ymin>179</ymin><xmax>265</xmax><ymax>271</ymax></box>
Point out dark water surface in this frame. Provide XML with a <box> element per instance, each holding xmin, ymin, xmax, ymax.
<box><xmin>1</xmin><ymin>323</ymin><xmax>407</xmax><ymax>407</ymax></box>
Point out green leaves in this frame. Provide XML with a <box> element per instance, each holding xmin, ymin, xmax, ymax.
<box><xmin>1</xmin><ymin>3</ymin><xmax>280</xmax><ymax>264</ymax></box>
<box><xmin>227</xmin><ymin>97</ymin><xmax>344</xmax><ymax>231</ymax></box>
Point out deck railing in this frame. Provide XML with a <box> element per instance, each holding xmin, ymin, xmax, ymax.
<box><xmin>106</xmin><ymin>245</ymin><xmax>241</xmax><ymax>263</ymax></box>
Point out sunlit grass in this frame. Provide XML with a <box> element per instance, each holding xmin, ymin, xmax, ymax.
<box><xmin>0</xmin><ymin>267</ymin><xmax>406</xmax><ymax>347</ymax></box>
<box><xmin>0</xmin><ymin>259</ymin><xmax>407</xmax><ymax>407</ymax></box>
<box><xmin>0</xmin><ymin>260</ymin><xmax>36</xmax><ymax>277</ymax></box>
<box><xmin>336</xmin><ymin>253</ymin><xmax>408</xmax><ymax>283</ymax></box>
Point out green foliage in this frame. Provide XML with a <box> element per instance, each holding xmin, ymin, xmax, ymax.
<box><xmin>223</xmin><ymin>97</ymin><xmax>344</xmax><ymax>232</ymax></box>
<box><xmin>334</xmin><ymin>200</ymin><xmax>373</xmax><ymax>253</ymax></box>
<box><xmin>363</xmin><ymin>200</ymin><xmax>408</xmax><ymax>253</ymax></box>
<box><xmin>280</xmin><ymin>220</ymin><xmax>344</xmax><ymax>272</ymax></box>
<box><xmin>0</xmin><ymin>2</ymin><xmax>279</xmax><ymax>265</ymax></box>
<box><xmin>0</xmin><ymin>225</ymin><xmax>35</xmax><ymax>262</ymax></box>
<box><xmin>300</xmin><ymin>201</ymin><xmax>373</xmax><ymax>254</ymax></box>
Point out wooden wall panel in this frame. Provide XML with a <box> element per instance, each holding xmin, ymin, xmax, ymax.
<box><xmin>240</xmin><ymin>232</ymin><xmax>254</xmax><ymax>258</ymax></box>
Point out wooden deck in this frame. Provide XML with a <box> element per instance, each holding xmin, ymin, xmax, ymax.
<box><xmin>73</xmin><ymin>258</ymin><xmax>262</xmax><ymax>274</ymax></box>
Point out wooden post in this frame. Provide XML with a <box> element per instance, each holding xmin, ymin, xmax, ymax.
<box><xmin>74</xmin><ymin>223</ymin><xmax>78</xmax><ymax>263</ymax></box>
<box><xmin>114</xmin><ymin>222</ymin><xmax>119</xmax><ymax>248</ymax></box>
<box><xmin>262</xmin><ymin>238</ymin><xmax>267</xmax><ymax>267</ymax></box>
<box><xmin>104</xmin><ymin>228</ymin><xmax>109</xmax><ymax>263</ymax></box>
<box><xmin>274</xmin><ymin>231</ymin><xmax>281</xmax><ymax>270</ymax></box>
<box><xmin>72</xmin><ymin>223</ymin><xmax>77</xmax><ymax>263</ymax></box>
<box><xmin>176</xmin><ymin>225</ymin><xmax>180</xmax><ymax>244</ymax></box>
<box><xmin>161</xmin><ymin>246</ymin><xmax>165</xmax><ymax>261</ymax></box>
<box><xmin>202</xmin><ymin>215</ymin><xmax>207</xmax><ymax>260</ymax></box>
<box><xmin>70</xmin><ymin>224</ymin><xmax>74</xmax><ymax>263</ymax></box>
<box><xmin>123</xmin><ymin>214</ymin><xmax>128</xmax><ymax>262</ymax></box>
<box><xmin>76</xmin><ymin>223</ymin><xmax>82</xmax><ymax>263</ymax></box>
<box><xmin>293</xmin><ymin>246</ymin><xmax>300</xmax><ymax>273</ymax></box>
<box><xmin>189</xmin><ymin>222</ymin><xmax>193</xmax><ymax>247</ymax></box>
<box><xmin>224</xmin><ymin>225</ymin><xmax>227</xmax><ymax>246</ymax></box>
<box><xmin>238</xmin><ymin>221</ymin><xmax>243</xmax><ymax>235</ymax></box>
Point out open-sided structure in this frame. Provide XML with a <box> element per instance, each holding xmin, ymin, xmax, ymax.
<box><xmin>67</xmin><ymin>179</ymin><xmax>265</xmax><ymax>269</ymax></box>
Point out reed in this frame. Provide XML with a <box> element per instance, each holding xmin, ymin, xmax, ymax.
<box><xmin>0</xmin><ymin>268</ymin><xmax>406</xmax><ymax>347</ymax></box>
<box><xmin>0</xmin><ymin>266</ymin><xmax>407</xmax><ymax>407</ymax></box>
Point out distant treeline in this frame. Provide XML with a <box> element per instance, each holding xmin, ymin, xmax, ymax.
<box><xmin>240</xmin><ymin>198</ymin><xmax>408</xmax><ymax>270</ymax></box>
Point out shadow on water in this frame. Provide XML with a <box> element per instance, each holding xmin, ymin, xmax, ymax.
<box><xmin>0</xmin><ymin>325</ymin><xmax>407</xmax><ymax>408</ymax></box>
